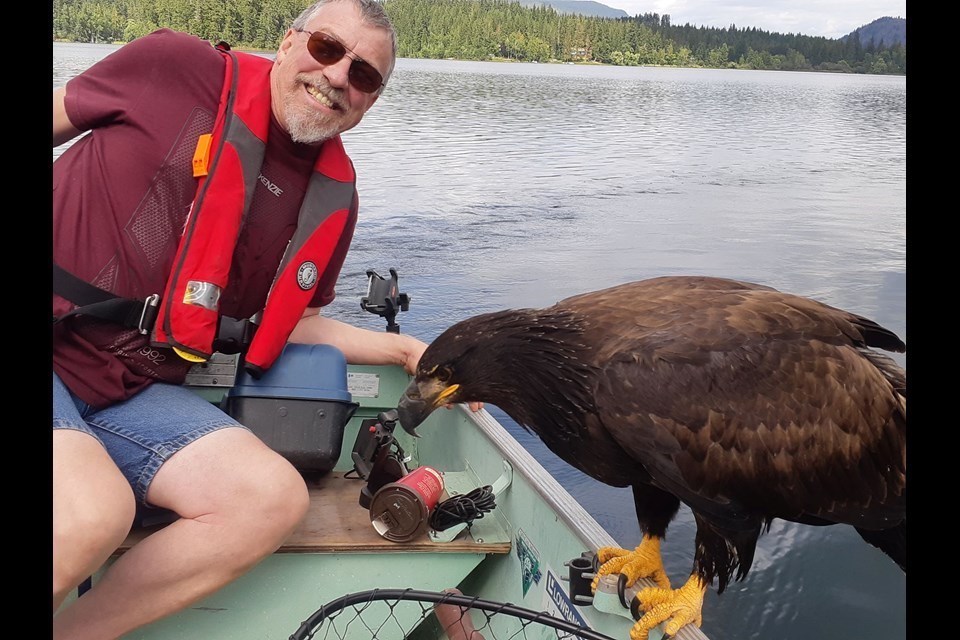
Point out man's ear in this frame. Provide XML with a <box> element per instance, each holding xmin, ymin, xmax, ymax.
<box><xmin>275</xmin><ymin>29</ymin><xmax>297</xmax><ymax>63</ymax></box>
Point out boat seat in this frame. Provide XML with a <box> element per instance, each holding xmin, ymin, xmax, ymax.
<box><xmin>116</xmin><ymin>471</ymin><xmax>512</xmax><ymax>555</ymax></box>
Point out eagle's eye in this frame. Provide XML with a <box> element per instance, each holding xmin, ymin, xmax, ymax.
<box><xmin>436</xmin><ymin>367</ymin><xmax>453</xmax><ymax>383</ymax></box>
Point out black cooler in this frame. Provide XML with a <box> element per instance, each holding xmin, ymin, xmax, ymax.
<box><xmin>223</xmin><ymin>343</ymin><xmax>359</xmax><ymax>474</ymax></box>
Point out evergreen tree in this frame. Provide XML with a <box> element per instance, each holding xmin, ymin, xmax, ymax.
<box><xmin>52</xmin><ymin>0</ymin><xmax>905</xmax><ymax>75</ymax></box>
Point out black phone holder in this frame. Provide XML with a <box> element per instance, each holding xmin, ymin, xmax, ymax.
<box><xmin>350</xmin><ymin>409</ymin><xmax>410</xmax><ymax>508</ymax></box>
<box><xmin>360</xmin><ymin>269</ymin><xmax>409</xmax><ymax>334</ymax></box>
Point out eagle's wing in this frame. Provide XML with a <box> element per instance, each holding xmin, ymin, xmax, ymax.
<box><xmin>559</xmin><ymin>277</ymin><xmax>906</xmax><ymax>529</ymax></box>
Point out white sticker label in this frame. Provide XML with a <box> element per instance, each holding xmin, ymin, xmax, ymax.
<box><xmin>542</xmin><ymin>566</ymin><xmax>590</xmax><ymax>628</ymax></box>
<box><xmin>347</xmin><ymin>372</ymin><xmax>381</xmax><ymax>398</ymax></box>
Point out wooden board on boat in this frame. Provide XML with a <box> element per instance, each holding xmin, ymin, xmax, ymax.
<box><xmin>116</xmin><ymin>471</ymin><xmax>512</xmax><ymax>555</ymax></box>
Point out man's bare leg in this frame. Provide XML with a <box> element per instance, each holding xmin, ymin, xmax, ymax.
<box><xmin>435</xmin><ymin>588</ymin><xmax>485</xmax><ymax>640</ymax></box>
<box><xmin>52</xmin><ymin>427</ymin><xmax>310</xmax><ymax>640</ymax></box>
<box><xmin>53</xmin><ymin>429</ymin><xmax>137</xmax><ymax>612</ymax></box>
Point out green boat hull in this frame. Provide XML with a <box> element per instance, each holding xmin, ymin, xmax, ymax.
<box><xmin>62</xmin><ymin>363</ymin><xmax>705</xmax><ymax>640</ymax></box>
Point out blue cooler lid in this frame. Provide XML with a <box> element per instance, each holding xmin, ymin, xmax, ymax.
<box><xmin>228</xmin><ymin>343</ymin><xmax>353</xmax><ymax>402</ymax></box>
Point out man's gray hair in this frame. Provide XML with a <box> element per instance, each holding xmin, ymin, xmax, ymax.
<box><xmin>290</xmin><ymin>0</ymin><xmax>398</xmax><ymax>88</ymax></box>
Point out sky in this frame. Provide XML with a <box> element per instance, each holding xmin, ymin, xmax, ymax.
<box><xmin>603</xmin><ymin>1</ymin><xmax>906</xmax><ymax>39</ymax></box>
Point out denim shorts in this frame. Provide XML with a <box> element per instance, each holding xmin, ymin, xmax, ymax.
<box><xmin>53</xmin><ymin>371</ymin><xmax>247</xmax><ymax>508</ymax></box>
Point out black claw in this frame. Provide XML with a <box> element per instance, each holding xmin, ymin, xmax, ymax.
<box><xmin>617</xmin><ymin>573</ymin><xmax>630</xmax><ymax>609</ymax></box>
<box><xmin>630</xmin><ymin>595</ymin><xmax>642</xmax><ymax>621</ymax></box>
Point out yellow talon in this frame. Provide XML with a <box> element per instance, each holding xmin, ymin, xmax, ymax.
<box><xmin>597</xmin><ymin>545</ymin><xmax>631</xmax><ymax>564</ymax></box>
<box><xmin>630</xmin><ymin>574</ymin><xmax>707</xmax><ymax>640</ymax></box>
<box><xmin>590</xmin><ymin>536</ymin><xmax>671</xmax><ymax>593</ymax></box>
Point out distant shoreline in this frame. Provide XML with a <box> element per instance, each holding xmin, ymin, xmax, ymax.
<box><xmin>52</xmin><ymin>40</ymin><xmax>905</xmax><ymax>77</ymax></box>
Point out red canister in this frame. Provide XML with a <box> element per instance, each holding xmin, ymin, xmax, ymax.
<box><xmin>369</xmin><ymin>466</ymin><xmax>445</xmax><ymax>542</ymax></box>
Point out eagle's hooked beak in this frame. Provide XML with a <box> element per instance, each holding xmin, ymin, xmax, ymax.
<box><xmin>396</xmin><ymin>378</ymin><xmax>461</xmax><ymax>437</ymax></box>
<box><xmin>397</xmin><ymin>379</ymin><xmax>429</xmax><ymax>437</ymax></box>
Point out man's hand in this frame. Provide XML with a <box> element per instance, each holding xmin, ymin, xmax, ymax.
<box><xmin>401</xmin><ymin>336</ymin><xmax>427</xmax><ymax>377</ymax></box>
<box><xmin>453</xmin><ymin>401</ymin><xmax>484</xmax><ymax>413</ymax></box>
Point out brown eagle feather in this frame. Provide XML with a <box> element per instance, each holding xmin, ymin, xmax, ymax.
<box><xmin>398</xmin><ymin>276</ymin><xmax>906</xmax><ymax>591</ymax></box>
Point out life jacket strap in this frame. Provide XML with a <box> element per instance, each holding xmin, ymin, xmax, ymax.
<box><xmin>53</xmin><ymin>263</ymin><xmax>159</xmax><ymax>334</ymax></box>
<box><xmin>53</xmin><ymin>263</ymin><xmax>256</xmax><ymax>351</ymax></box>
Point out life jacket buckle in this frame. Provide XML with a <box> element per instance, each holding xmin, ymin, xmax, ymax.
<box><xmin>214</xmin><ymin>316</ymin><xmax>257</xmax><ymax>355</ymax></box>
<box><xmin>138</xmin><ymin>294</ymin><xmax>160</xmax><ymax>335</ymax></box>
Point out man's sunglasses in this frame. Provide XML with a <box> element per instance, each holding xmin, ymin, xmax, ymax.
<box><xmin>297</xmin><ymin>29</ymin><xmax>385</xmax><ymax>94</ymax></box>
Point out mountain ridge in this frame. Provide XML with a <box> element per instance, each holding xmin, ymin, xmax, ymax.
<box><xmin>518</xmin><ymin>0</ymin><xmax>905</xmax><ymax>44</ymax></box>
<box><xmin>842</xmin><ymin>16</ymin><xmax>905</xmax><ymax>46</ymax></box>
<box><xmin>516</xmin><ymin>0</ymin><xmax>627</xmax><ymax>19</ymax></box>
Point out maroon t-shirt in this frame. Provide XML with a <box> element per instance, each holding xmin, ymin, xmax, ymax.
<box><xmin>53</xmin><ymin>29</ymin><xmax>357</xmax><ymax>407</ymax></box>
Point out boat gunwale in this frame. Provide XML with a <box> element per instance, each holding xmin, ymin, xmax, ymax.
<box><xmin>461</xmin><ymin>406</ymin><xmax>618</xmax><ymax>552</ymax></box>
<box><xmin>459</xmin><ymin>405</ymin><xmax>711</xmax><ymax>640</ymax></box>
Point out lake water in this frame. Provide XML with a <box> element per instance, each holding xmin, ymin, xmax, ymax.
<box><xmin>53</xmin><ymin>42</ymin><xmax>907</xmax><ymax>640</ymax></box>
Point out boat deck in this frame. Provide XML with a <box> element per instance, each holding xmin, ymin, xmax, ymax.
<box><xmin>117</xmin><ymin>471</ymin><xmax>513</xmax><ymax>555</ymax></box>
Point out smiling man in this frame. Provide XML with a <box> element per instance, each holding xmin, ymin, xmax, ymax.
<box><xmin>52</xmin><ymin>3</ymin><xmax>433</xmax><ymax>639</ymax></box>
<box><xmin>272</xmin><ymin>2</ymin><xmax>395</xmax><ymax>142</ymax></box>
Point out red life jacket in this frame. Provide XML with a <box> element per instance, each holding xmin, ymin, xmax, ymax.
<box><xmin>150</xmin><ymin>47</ymin><xmax>357</xmax><ymax>375</ymax></box>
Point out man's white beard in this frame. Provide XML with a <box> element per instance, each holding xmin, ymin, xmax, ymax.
<box><xmin>284</xmin><ymin>100</ymin><xmax>342</xmax><ymax>144</ymax></box>
<box><xmin>283</xmin><ymin>75</ymin><xmax>347</xmax><ymax>144</ymax></box>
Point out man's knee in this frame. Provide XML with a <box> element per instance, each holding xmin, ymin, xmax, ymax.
<box><xmin>53</xmin><ymin>483</ymin><xmax>136</xmax><ymax>599</ymax></box>
<box><xmin>148</xmin><ymin>429</ymin><xmax>311</xmax><ymax>555</ymax></box>
<box><xmin>54</xmin><ymin>431</ymin><xmax>137</xmax><ymax>577</ymax></box>
<box><xmin>207</xmin><ymin>462</ymin><xmax>309</xmax><ymax>568</ymax></box>
<box><xmin>55</xmin><ymin>489</ymin><xmax>136</xmax><ymax>539</ymax></box>
<box><xmin>247</xmin><ymin>461</ymin><xmax>311</xmax><ymax>538</ymax></box>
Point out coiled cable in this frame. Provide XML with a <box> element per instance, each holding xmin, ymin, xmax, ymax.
<box><xmin>429</xmin><ymin>485</ymin><xmax>497</xmax><ymax>531</ymax></box>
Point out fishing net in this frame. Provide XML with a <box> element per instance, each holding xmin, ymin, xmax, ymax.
<box><xmin>289</xmin><ymin>588</ymin><xmax>617</xmax><ymax>640</ymax></box>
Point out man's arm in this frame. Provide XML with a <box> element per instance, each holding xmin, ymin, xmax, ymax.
<box><xmin>288</xmin><ymin>308</ymin><xmax>427</xmax><ymax>376</ymax></box>
<box><xmin>53</xmin><ymin>87</ymin><xmax>83</xmax><ymax>147</ymax></box>
<box><xmin>290</xmin><ymin>309</ymin><xmax>483</xmax><ymax>412</ymax></box>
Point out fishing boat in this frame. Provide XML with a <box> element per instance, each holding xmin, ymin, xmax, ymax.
<box><xmin>59</xmin><ymin>271</ymin><xmax>709</xmax><ymax>640</ymax></box>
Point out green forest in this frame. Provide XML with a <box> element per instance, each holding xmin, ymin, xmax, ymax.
<box><xmin>52</xmin><ymin>0</ymin><xmax>906</xmax><ymax>75</ymax></box>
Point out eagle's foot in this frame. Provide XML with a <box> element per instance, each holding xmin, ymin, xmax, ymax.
<box><xmin>628</xmin><ymin>574</ymin><xmax>706</xmax><ymax>640</ymax></box>
<box><xmin>590</xmin><ymin>535</ymin><xmax>670</xmax><ymax>594</ymax></box>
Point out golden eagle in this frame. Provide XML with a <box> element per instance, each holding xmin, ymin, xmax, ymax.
<box><xmin>397</xmin><ymin>276</ymin><xmax>906</xmax><ymax>639</ymax></box>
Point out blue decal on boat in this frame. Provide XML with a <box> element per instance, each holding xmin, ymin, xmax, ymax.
<box><xmin>545</xmin><ymin>569</ymin><xmax>588</xmax><ymax>628</ymax></box>
<box><xmin>515</xmin><ymin>529</ymin><xmax>542</xmax><ymax>596</ymax></box>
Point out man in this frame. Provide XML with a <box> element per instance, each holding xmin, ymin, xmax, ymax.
<box><xmin>52</xmin><ymin>2</ymin><xmax>461</xmax><ymax>638</ymax></box>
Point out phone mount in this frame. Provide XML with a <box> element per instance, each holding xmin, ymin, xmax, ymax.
<box><xmin>349</xmin><ymin>409</ymin><xmax>410</xmax><ymax>508</ymax></box>
<box><xmin>361</xmin><ymin>269</ymin><xmax>409</xmax><ymax>334</ymax></box>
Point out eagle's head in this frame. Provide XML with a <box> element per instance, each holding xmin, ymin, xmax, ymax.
<box><xmin>397</xmin><ymin>307</ymin><xmax>594</xmax><ymax>436</ymax></box>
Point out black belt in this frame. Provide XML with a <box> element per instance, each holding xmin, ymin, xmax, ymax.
<box><xmin>53</xmin><ymin>263</ymin><xmax>256</xmax><ymax>354</ymax></box>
